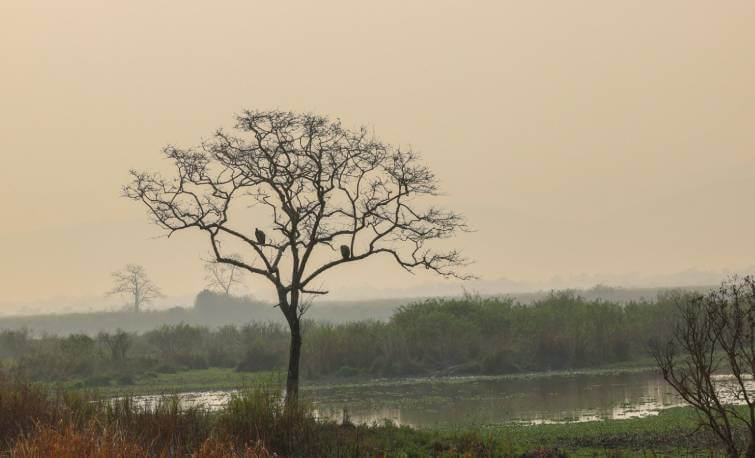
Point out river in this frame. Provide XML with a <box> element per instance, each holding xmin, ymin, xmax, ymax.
<box><xmin>130</xmin><ymin>368</ymin><xmax>724</xmax><ymax>427</ymax></box>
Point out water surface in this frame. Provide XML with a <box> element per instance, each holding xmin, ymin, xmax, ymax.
<box><xmin>306</xmin><ymin>370</ymin><xmax>687</xmax><ymax>427</ymax></box>
<box><xmin>132</xmin><ymin>369</ymin><xmax>715</xmax><ymax>427</ymax></box>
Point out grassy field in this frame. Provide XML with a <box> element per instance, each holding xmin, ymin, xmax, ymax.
<box><xmin>71</xmin><ymin>361</ymin><xmax>660</xmax><ymax>396</ymax></box>
<box><xmin>61</xmin><ymin>367</ymin><xmax>283</xmax><ymax>396</ymax></box>
<box><xmin>342</xmin><ymin>407</ymin><xmax>725</xmax><ymax>456</ymax></box>
<box><xmin>489</xmin><ymin>407</ymin><xmax>722</xmax><ymax>456</ymax></box>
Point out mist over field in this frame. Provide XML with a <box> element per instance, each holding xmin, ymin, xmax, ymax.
<box><xmin>1</xmin><ymin>267</ymin><xmax>749</xmax><ymax>317</ymax></box>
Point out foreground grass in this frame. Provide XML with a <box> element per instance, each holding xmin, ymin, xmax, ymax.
<box><xmin>1</xmin><ymin>375</ymin><xmax>742</xmax><ymax>457</ymax></box>
<box><xmin>1</xmin><ymin>377</ymin><xmax>503</xmax><ymax>457</ymax></box>
<box><xmin>492</xmin><ymin>407</ymin><xmax>726</xmax><ymax>456</ymax></box>
<box><xmin>307</xmin><ymin>406</ymin><xmax>727</xmax><ymax>456</ymax></box>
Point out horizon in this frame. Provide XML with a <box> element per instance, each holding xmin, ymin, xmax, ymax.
<box><xmin>2</xmin><ymin>265</ymin><xmax>751</xmax><ymax>317</ymax></box>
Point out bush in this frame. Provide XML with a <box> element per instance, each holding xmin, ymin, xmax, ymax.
<box><xmin>84</xmin><ymin>375</ymin><xmax>111</xmax><ymax>387</ymax></box>
<box><xmin>0</xmin><ymin>290</ymin><xmax>684</xmax><ymax>384</ymax></box>
<box><xmin>217</xmin><ymin>386</ymin><xmax>318</xmax><ymax>456</ymax></box>
<box><xmin>482</xmin><ymin>350</ymin><xmax>520</xmax><ymax>374</ymax></box>
<box><xmin>156</xmin><ymin>364</ymin><xmax>178</xmax><ymax>374</ymax></box>
<box><xmin>333</xmin><ymin>366</ymin><xmax>360</xmax><ymax>378</ymax></box>
<box><xmin>174</xmin><ymin>353</ymin><xmax>210</xmax><ymax>370</ymax></box>
<box><xmin>236</xmin><ymin>347</ymin><xmax>282</xmax><ymax>373</ymax></box>
<box><xmin>116</xmin><ymin>374</ymin><xmax>135</xmax><ymax>385</ymax></box>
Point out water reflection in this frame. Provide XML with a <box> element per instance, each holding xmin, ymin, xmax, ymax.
<box><xmin>307</xmin><ymin>371</ymin><xmax>689</xmax><ymax>427</ymax></box>
<box><xmin>128</xmin><ymin>370</ymin><xmax>755</xmax><ymax>428</ymax></box>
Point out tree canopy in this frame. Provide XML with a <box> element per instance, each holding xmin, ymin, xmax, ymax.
<box><xmin>125</xmin><ymin>109</ymin><xmax>471</xmax><ymax>399</ymax></box>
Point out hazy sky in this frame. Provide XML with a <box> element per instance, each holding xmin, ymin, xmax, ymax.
<box><xmin>1</xmin><ymin>1</ymin><xmax>754</xmax><ymax>306</ymax></box>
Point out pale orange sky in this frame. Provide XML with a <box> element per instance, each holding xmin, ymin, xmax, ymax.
<box><xmin>1</xmin><ymin>1</ymin><xmax>754</xmax><ymax>306</ymax></box>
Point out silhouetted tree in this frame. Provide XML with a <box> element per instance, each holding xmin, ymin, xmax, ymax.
<box><xmin>651</xmin><ymin>276</ymin><xmax>755</xmax><ymax>458</ymax></box>
<box><xmin>203</xmin><ymin>254</ymin><xmax>246</xmax><ymax>295</ymax></box>
<box><xmin>125</xmin><ymin>110</ymin><xmax>471</xmax><ymax>402</ymax></box>
<box><xmin>107</xmin><ymin>264</ymin><xmax>163</xmax><ymax>312</ymax></box>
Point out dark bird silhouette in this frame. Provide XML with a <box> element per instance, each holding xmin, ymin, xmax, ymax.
<box><xmin>255</xmin><ymin>228</ymin><xmax>266</xmax><ymax>245</ymax></box>
<box><xmin>340</xmin><ymin>245</ymin><xmax>351</xmax><ymax>260</ymax></box>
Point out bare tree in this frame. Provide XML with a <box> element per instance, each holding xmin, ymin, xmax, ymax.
<box><xmin>203</xmin><ymin>254</ymin><xmax>246</xmax><ymax>296</ymax></box>
<box><xmin>124</xmin><ymin>110</ymin><xmax>471</xmax><ymax>402</ymax></box>
<box><xmin>107</xmin><ymin>264</ymin><xmax>163</xmax><ymax>313</ymax></box>
<box><xmin>651</xmin><ymin>276</ymin><xmax>755</xmax><ymax>457</ymax></box>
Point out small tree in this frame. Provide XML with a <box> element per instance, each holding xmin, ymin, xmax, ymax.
<box><xmin>98</xmin><ymin>329</ymin><xmax>132</xmax><ymax>362</ymax></box>
<box><xmin>203</xmin><ymin>255</ymin><xmax>246</xmax><ymax>296</ymax></box>
<box><xmin>125</xmin><ymin>110</ymin><xmax>471</xmax><ymax>402</ymax></box>
<box><xmin>651</xmin><ymin>276</ymin><xmax>755</xmax><ymax>457</ymax></box>
<box><xmin>107</xmin><ymin>264</ymin><xmax>163</xmax><ymax>312</ymax></box>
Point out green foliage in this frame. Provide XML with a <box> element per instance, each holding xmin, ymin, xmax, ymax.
<box><xmin>84</xmin><ymin>374</ymin><xmax>111</xmax><ymax>387</ymax></box>
<box><xmin>218</xmin><ymin>386</ymin><xmax>321</xmax><ymax>455</ymax></box>
<box><xmin>0</xmin><ymin>328</ymin><xmax>31</xmax><ymax>360</ymax></box>
<box><xmin>1</xmin><ymin>287</ymin><xmax>701</xmax><ymax>337</ymax></box>
<box><xmin>0</xmin><ymin>291</ymin><xmax>684</xmax><ymax>386</ymax></box>
<box><xmin>296</xmin><ymin>292</ymin><xmax>680</xmax><ymax>378</ymax></box>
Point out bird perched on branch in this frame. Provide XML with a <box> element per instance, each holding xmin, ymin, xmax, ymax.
<box><xmin>340</xmin><ymin>245</ymin><xmax>351</xmax><ymax>260</ymax></box>
<box><xmin>255</xmin><ymin>228</ymin><xmax>266</xmax><ymax>245</ymax></box>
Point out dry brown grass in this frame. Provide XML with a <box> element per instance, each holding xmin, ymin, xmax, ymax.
<box><xmin>8</xmin><ymin>422</ymin><xmax>276</xmax><ymax>458</ymax></box>
<box><xmin>0</xmin><ymin>377</ymin><xmax>502</xmax><ymax>457</ymax></box>
<box><xmin>9</xmin><ymin>422</ymin><xmax>146</xmax><ymax>458</ymax></box>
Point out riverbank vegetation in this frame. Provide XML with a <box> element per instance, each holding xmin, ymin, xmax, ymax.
<box><xmin>0</xmin><ymin>291</ymin><xmax>684</xmax><ymax>388</ymax></box>
<box><xmin>0</xmin><ymin>376</ymin><xmax>742</xmax><ymax>457</ymax></box>
<box><xmin>2</xmin><ymin>288</ymin><xmax>749</xmax><ymax>455</ymax></box>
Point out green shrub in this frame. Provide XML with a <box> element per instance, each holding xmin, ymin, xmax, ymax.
<box><xmin>334</xmin><ymin>366</ymin><xmax>360</xmax><ymax>377</ymax></box>
<box><xmin>116</xmin><ymin>374</ymin><xmax>135</xmax><ymax>385</ymax></box>
<box><xmin>236</xmin><ymin>347</ymin><xmax>282</xmax><ymax>372</ymax></box>
<box><xmin>156</xmin><ymin>364</ymin><xmax>178</xmax><ymax>374</ymax></box>
<box><xmin>84</xmin><ymin>375</ymin><xmax>111</xmax><ymax>387</ymax></box>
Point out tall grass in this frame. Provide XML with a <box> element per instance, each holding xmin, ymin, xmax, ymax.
<box><xmin>0</xmin><ymin>375</ymin><xmax>500</xmax><ymax>457</ymax></box>
<box><xmin>0</xmin><ymin>375</ymin><xmax>278</xmax><ymax>456</ymax></box>
<box><xmin>3</xmin><ymin>375</ymin><xmax>731</xmax><ymax>456</ymax></box>
<box><xmin>219</xmin><ymin>387</ymin><xmax>326</xmax><ymax>456</ymax></box>
<box><xmin>10</xmin><ymin>422</ymin><xmax>150</xmax><ymax>458</ymax></box>
<box><xmin>9</xmin><ymin>421</ymin><xmax>277</xmax><ymax>457</ymax></box>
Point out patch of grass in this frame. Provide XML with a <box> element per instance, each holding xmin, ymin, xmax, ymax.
<box><xmin>58</xmin><ymin>368</ymin><xmax>282</xmax><ymax>396</ymax></box>
<box><xmin>488</xmin><ymin>406</ymin><xmax>734</xmax><ymax>455</ymax></box>
<box><xmin>46</xmin><ymin>362</ymin><xmax>659</xmax><ymax>402</ymax></box>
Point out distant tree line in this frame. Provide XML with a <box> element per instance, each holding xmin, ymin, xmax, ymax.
<box><xmin>0</xmin><ymin>291</ymin><xmax>685</xmax><ymax>386</ymax></box>
<box><xmin>0</xmin><ymin>291</ymin><xmax>407</xmax><ymax>336</ymax></box>
<box><xmin>0</xmin><ymin>286</ymin><xmax>707</xmax><ymax>337</ymax></box>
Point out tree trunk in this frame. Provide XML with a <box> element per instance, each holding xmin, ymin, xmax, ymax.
<box><xmin>285</xmin><ymin>318</ymin><xmax>302</xmax><ymax>405</ymax></box>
